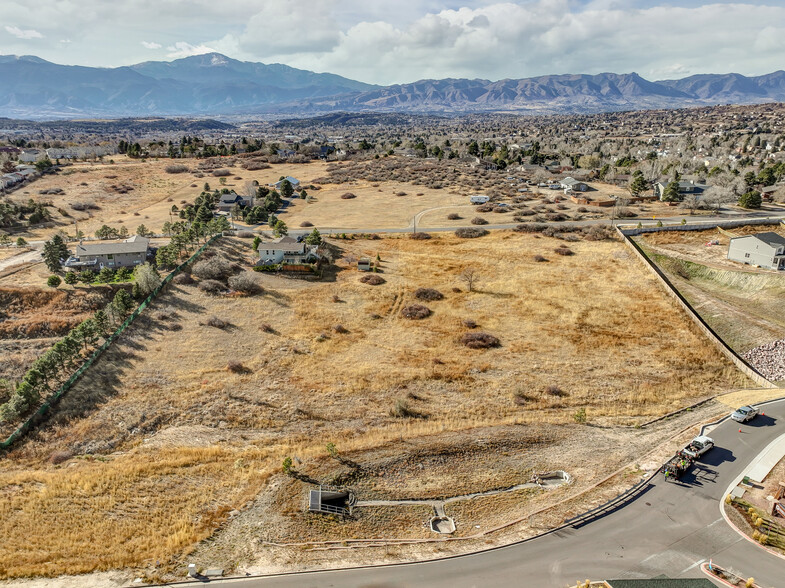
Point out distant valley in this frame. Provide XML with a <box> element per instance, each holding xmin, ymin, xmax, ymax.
<box><xmin>2</xmin><ymin>53</ymin><xmax>784</xmax><ymax>119</ymax></box>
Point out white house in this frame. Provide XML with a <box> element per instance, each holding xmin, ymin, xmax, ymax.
<box><xmin>727</xmin><ymin>233</ymin><xmax>785</xmax><ymax>270</ymax></box>
<box><xmin>271</xmin><ymin>176</ymin><xmax>301</xmax><ymax>192</ymax></box>
<box><xmin>256</xmin><ymin>236</ymin><xmax>317</xmax><ymax>265</ymax></box>
<box><xmin>470</xmin><ymin>195</ymin><xmax>489</xmax><ymax>204</ymax></box>
<box><xmin>560</xmin><ymin>177</ymin><xmax>588</xmax><ymax>192</ymax></box>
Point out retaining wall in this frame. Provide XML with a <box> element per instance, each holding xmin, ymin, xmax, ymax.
<box><xmin>616</xmin><ymin>225</ymin><xmax>775</xmax><ymax>389</ymax></box>
<box><xmin>619</xmin><ymin>217</ymin><xmax>782</xmax><ymax>236</ymax></box>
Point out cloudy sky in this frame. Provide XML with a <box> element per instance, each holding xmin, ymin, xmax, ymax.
<box><xmin>2</xmin><ymin>1</ymin><xmax>784</xmax><ymax>84</ymax></box>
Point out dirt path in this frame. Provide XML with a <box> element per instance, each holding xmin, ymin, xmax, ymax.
<box><xmin>0</xmin><ymin>249</ymin><xmax>41</xmax><ymax>272</ymax></box>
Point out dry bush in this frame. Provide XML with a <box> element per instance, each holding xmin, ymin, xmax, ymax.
<box><xmin>583</xmin><ymin>225</ymin><xmax>614</xmax><ymax>241</ymax></box>
<box><xmin>49</xmin><ymin>450</ymin><xmax>73</xmax><ymax>465</ymax></box>
<box><xmin>228</xmin><ymin>272</ymin><xmax>264</xmax><ymax>295</ymax></box>
<box><xmin>471</xmin><ymin>217</ymin><xmax>489</xmax><ymax>225</ymax></box>
<box><xmin>447</xmin><ymin>213</ymin><xmax>461</xmax><ymax>220</ymax></box>
<box><xmin>533</xmin><ymin>254</ymin><xmax>549</xmax><ymax>262</ymax></box>
<box><xmin>390</xmin><ymin>398</ymin><xmax>427</xmax><ymax>419</ymax></box>
<box><xmin>461</xmin><ymin>332</ymin><xmax>501</xmax><ymax>349</ymax></box>
<box><xmin>340</xmin><ymin>192</ymin><xmax>357</xmax><ymax>199</ymax></box>
<box><xmin>409</xmin><ymin>232</ymin><xmax>432</xmax><ymax>240</ymax></box>
<box><xmin>227</xmin><ymin>361</ymin><xmax>250</xmax><ymax>373</ymax></box>
<box><xmin>212</xmin><ymin>169</ymin><xmax>232</xmax><ymax>177</ymax></box>
<box><xmin>300</xmin><ymin>221</ymin><xmax>314</xmax><ymax>227</ymax></box>
<box><xmin>555</xmin><ymin>246</ymin><xmax>575</xmax><ymax>256</ymax></box>
<box><xmin>360</xmin><ymin>274</ymin><xmax>385</xmax><ymax>285</ymax></box>
<box><xmin>476</xmin><ymin>203</ymin><xmax>494</xmax><ymax>213</ymax></box>
<box><xmin>236</xmin><ymin>230</ymin><xmax>254</xmax><ymax>238</ymax></box>
<box><xmin>202</xmin><ymin>316</ymin><xmax>228</xmax><ymax>329</ymax></box>
<box><xmin>414</xmin><ymin>288</ymin><xmax>443</xmax><ymax>301</ymax></box>
<box><xmin>333</xmin><ymin>324</ymin><xmax>349</xmax><ymax>334</ymax></box>
<box><xmin>455</xmin><ymin>227</ymin><xmax>488</xmax><ymax>239</ymax></box>
<box><xmin>401</xmin><ymin>304</ymin><xmax>431</xmax><ymax>320</ymax></box>
<box><xmin>172</xmin><ymin>272</ymin><xmax>195</xmax><ymax>285</ymax></box>
<box><xmin>396</xmin><ymin>191</ymin><xmax>407</xmax><ymax>196</ymax></box>
<box><xmin>165</xmin><ymin>164</ymin><xmax>189</xmax><ymax>174</ymax></box>
<box><xmin>192</xmin><ymin>257</ymin><xmax>236</xmax><ymax>281</ymax></box>
<box><xmin>331</xmin><ymin>294</ymin><xmax>341</xmax><ymax>303</ymax></box>
<box><xmin>197</xmin><ymin>279</ymin><xmax>226</xmax><ymax>295</ymax></box>
<box><xmin>548</xmin><ymin>213</ymin><xmax>570</xmax><ymax>222</ymax></box>
<box><xmin>463</xmin><ymin>319</ymin><xmax>478</xmax><ymax>329</ymax></box>
<box><xmin>546</xmin><ymin>385</ymin><xmax>567</xmax><ymax>397</ymax></box>
<box><xmin>260</xmin><ymin>323</ymin><xmax>275</xmax><ymax>333</ymax></box>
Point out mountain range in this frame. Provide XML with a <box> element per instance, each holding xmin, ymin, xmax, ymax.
<box><xmin>1</xmin><ymin>53</ymin><xmax>784</xmax><ymax>119</ymax></box>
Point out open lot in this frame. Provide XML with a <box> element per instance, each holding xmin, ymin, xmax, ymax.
<box><xmin>635</xmin><ymin>226</ymin><xmax>785</xmax><ymax>358</ymax></box>
<box><xmin>0</xmin><ymin>231</ymin><xmax>749</xmax><ymax>581</ymax></box>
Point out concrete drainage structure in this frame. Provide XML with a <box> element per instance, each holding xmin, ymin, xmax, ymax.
<box><xmin>430</xmin><ymin>516</ymin><xmax>456</xmax><ymax>534</ymax></box>
<box><xmin>355</xmin><ymin>470</ymin><xmax>571</xmax><ymax>535</ymax></box>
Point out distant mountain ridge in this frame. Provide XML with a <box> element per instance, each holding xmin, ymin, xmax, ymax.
<box><xmin>1</xmin><ymin>53</ymin><xmax>784</xmax><ymax>119</ymax></box>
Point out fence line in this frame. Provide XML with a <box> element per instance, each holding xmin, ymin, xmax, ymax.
<box><xmin>0</xmin><ymin>235</ymin><xmax>221</xmax><ymax>450</ymax></box>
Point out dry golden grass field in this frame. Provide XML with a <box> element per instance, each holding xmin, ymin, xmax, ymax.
<box><xmin>0</xmin><ymin>231</ymin><xmax>751</xmax><ymax>581</ymax></box>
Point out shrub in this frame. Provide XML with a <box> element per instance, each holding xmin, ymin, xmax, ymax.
<box><xmin>164</xmin><ymin>164</ymin><xmax>189</xmax><ymax>174</ymax></box>
<box><xmin>49</xmin><ymin>450</ymin><xmax>73</xmax><ymax>465</ymax></box>
<box><xmin>236</xmin><ymin>230</ymin><xmax>254</xmax><ymax>238</ymax></box>
<box><xmin>447</xmin><ymin>213</ymin><xmax>461</xmax><ymax>220</ymax></box>
<box><xmin>555</xmin><ymin>246</ymin><xmax>575</xmax><ymax>256</ymax></box>
<box><xmin>228</xmin><ymin>272</ymin><xmax>264</xmax><ymax>294</ymax></box>
<box><xmin>471</xmin><ymin>217</ymin><xmax>489</xmax><ymax>225</ymax></box>
<box><xmin>738</xmin><ymin>190</ymin><xmax>762</xmax><ymax>209</ymax></box>
<box><xmin>300</xmin><ymin>221</ymin><xmax>314</xmax><ymax>227</ymax></box>
<box><xmin>401</xmin><ymin>304</ymin><xmax>431</xmax><ymax>319</ymax></box>
<box><xmin>396</xmin><ymin>191</ymin><xmax>407</xmax><ymax>196</ymax></box>
<box><xmin>212</xmin><ymin>168</ymin><xmax>232</xmax><ymax>177</ymax></box>
<box><xmin>360</xmin><ymin>274</ymin><xmax>385</xmax><ymax>285</ymax></box>
<box><xmin>583</xmin><ymin>225</ymin><xmax>613</xmax><ymax>241</ymax></box>
<box><xmin>414</xmin><ymin>287</ymin><xmax>443</xmax><ymax>301</ymax></box>
<box><xmin>476</xmin><ymin>203</ymin><xmax>494</xmax><ymax>212</ymax></box>
<box><xmin>227</xmin><ymin>361</ymin><xmax>250</xmax><ymax>373</ymax></box>
<box><xmin>47</xmin><ymin>275</ymin><xmax>62</xmax><ymax>287</ymax></box>
<box><xmin>546</xmin><ymin>385</ymin><xmax>567</xmax><ymax>397</ymax></box>
<box><xmin>340</xmin><ymin>192</ymin><xmax>357</xmax><ymax>199</ymax></box>
<box><xmin>455</xmin><ymin>227</ymin><xmax>488</xmax><ymax>238</ymax></box>
<box><xmin>198</xmin><ymin>279</ymin><xmax>226</xmax><ymax>295</ymax></box>
<box><xmin>460</xmin><ymin>332</ymin><xmax>501</xmax><ymax>349</ymax></box>
<box><xmin>203</xmin><ymin>316</ymin><xmax>228</xmax><ymax>329</ymax></box>
<box><xmin>409</xmin><ymin>232</ymin><xmax>432</xmax><ymax>240</ymax></box>
<box><xmin>172</xmin><ymin>272</ymin><xmax>195</xmax><ymax>285</ymax></box>
<box><xmin>573</xmin><ymin>407</ymin><xmax>587</xmax><ymax>423</ymax></box>
<box><xmin>192</xmin><ymin>257</ymin><xmax>236</xmax><ymax>281</ymax></box>
<box><xmin>260</xmin><ymin>323</ymin><xmax>275</xmax><ymax>333</ymax></box>
<box><xmin>390</xmin><ymin>399</ymin><xmax>426</xmax><ymax>419</ymax></box>
<box><xmin>463</xmin><ymin>319</ymin><xmax>477</xmax><ymax>329</ymax></box>
<box><xmin>333</xmin><ymin>324</ymin><xmax>349</xmax><ymax>334</ymax></box>
<box><xmin>533</xmin><ymin>254</ymin><xmax>549</xmax><ymax>262</ymax></box>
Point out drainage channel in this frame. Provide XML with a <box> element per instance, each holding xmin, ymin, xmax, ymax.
<box><xmin>354</xmin><ymin>471</ymin><xmax>571</xmax><ymax>534</ymax></box>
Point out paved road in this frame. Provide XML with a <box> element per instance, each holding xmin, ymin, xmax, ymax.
<box><xmin>218</xmin><ymin>401</ymin><xmax>785</xmax><ymax>587</ymax></box>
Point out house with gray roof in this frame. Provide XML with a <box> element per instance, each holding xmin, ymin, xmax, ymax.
<box><xmin>216</xmin><ymin>191</ymin><xmax>252</xmax><ymax>213</ymax></box>
<box><xmin>727</xmin><ymin>232</ymin><xmax>785</xmax><ymax>270</ymax></box>
<box><xmin>560</xmin><ymin>177</ymin><xmax>588</xmax><ymax>192</ymax></box>
<box><xmin>271</xmin><ymin>176</ymin><xmax>301</xmax><ymax>192</ymax></box>
<box><xmin>63</xmin><ymin>236</ymin><xmax>150</xmax><ymax>270</ymax></box>
<box><xmin>654</xmin><ymin>180</ymin><xmax>709</xmax><ymax>200</ymax></box>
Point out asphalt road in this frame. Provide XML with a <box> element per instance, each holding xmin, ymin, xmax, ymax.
<box><xmin>219</xmin><ymin>400</ymin><xmax>785</xmax><ymax>588</ymax></box>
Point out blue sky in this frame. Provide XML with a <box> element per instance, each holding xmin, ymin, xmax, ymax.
<box><xmin>2</xmin><ymin>1</ymin><xmax>783</xmax><ymax>84</ymax></box>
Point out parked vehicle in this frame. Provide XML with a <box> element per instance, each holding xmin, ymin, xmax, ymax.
<box><xmin>731</xmin><ymin>406</ymin><xmax>758</xmax><ymax>423</ymax></box>
<box><xmin>681</xmin><ymin>435</ymin><xmax>714</xmax><ymax>459</ymax></box>
<box><xmin>664</xmin><ymin>452</ymin><xmax>694</xmax><ymax>481</ymax></box>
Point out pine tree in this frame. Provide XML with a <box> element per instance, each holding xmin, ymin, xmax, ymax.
<box><xmin>42</xmin><ymin>234</ymin><xmax>69</xmax><ymax>272</ymax></box>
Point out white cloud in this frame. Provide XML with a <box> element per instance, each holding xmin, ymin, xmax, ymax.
<box><xmin>5</xmin><ymin>25</ymin><xmax>43</xmax><ymax>40</ymax></box>
<box><xmin>239</xmin><ymin>0</ymin><xmax>341</xmax><ymax>56</ymax></box>
<box><xmin>141</xmin><ymin>41</ymin><xmax>162</xmax><ymax>50</ymax></box>
<box><xmin>166</xmin><ymin>41</ymin><xmax>215</xmax><ymax>59</ymax></box>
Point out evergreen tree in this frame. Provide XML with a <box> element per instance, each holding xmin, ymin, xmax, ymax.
<box><xmin>42</xmin><ymin>234</ymin><xmax>69</xmax><ymax>272</ymax></box>
<box><xmin>64</xmin><ymin>271</ymin><xmax>78</xmax><ymax>285</ymax></box>
<box><xmin>196</xmin><ymin>204</ymin><xmax>212</xmax><ymax>224</ymax></box>
<box><xmin>305</xmin><ymin>228</ymin><xmax>322</xmax><ymax>246</ymax></box>
<box><xmin>661</xmin><ymin>180</ymin><xmax>682</xmax><ymax>202</ymax></box>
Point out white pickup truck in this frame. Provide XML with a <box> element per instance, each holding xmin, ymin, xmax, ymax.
<box><xmin>681</xmin><ymin>435</ymin><xmax>714</xmax><ymax>459</ymax></box>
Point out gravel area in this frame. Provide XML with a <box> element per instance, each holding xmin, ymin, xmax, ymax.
<box><xmin>743</xmin><ymin>339</ymin><xmax>785</xmax><ymax>381</ymax></box>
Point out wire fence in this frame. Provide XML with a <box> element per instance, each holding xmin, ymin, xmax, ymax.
<box><xmin>0</xmin><ymin>235</ymin><xmax>221</xmax><ymax>450</ymax></box>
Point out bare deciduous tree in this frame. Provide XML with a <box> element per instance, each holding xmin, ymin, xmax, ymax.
<box><xmin>460</xmin><ymin>268</ymin><xmax>480</xmax><ymax>292</ymax></box>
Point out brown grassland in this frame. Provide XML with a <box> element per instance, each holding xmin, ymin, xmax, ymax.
<box><xmin>0</xmin><ymin>230</ymin><xmax>751</xmax><ymax>580</ymax></box>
